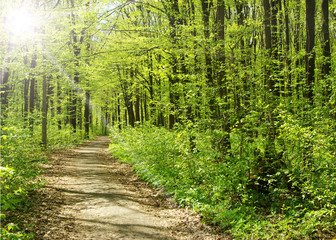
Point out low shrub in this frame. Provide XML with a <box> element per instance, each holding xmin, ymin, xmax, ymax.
<box><xmin>109</xmin><ymin>122</ymin><xmax>336</xmax><ymax>239</ymax></box>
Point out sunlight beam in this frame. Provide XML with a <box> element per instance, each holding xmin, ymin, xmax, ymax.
<box><xmin>7</xmin><ymin>8</ymin><xmax>37</xmax><ymax>39</ymax></box>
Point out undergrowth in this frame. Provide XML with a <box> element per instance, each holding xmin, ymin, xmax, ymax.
<box><xmin>109</xmin><ymin>121</ymin><xmax>336</xmax><ymax>239</ymax></box>
<box><xmin>0</xmin><ymin>124</ymin><xmax>86</xmax><ymax>240</ymax></box>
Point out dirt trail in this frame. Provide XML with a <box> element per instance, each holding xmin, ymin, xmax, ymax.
<box><xmin>31</xmin><ymin>136</ymin><xmax>228</xmax><ymax>239</ymax></box>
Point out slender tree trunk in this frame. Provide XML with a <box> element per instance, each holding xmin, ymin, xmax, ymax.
<box><xmin>124</xmin><ymin>109</ymin><xmax>128</xmax><ymax>127</ymax></box>
<box><xmin>45</xmin><ymin>71</ymin><xmax>54</xmax><ymax>119</ymax></box>
<box><xmin>293</xmin><ymin>0</ymin><xmax>302</xmax><ymax>97</ymax></box>
<box><xmin>140</xmin><ymin>95</ymin><xmax>144</xmax><ymax>124</ymax></box>
<box><xmin>135</xmin><ymin>90</ymin><xmax>140</xmax><ymax>123</ymax></box>
<box><xmin>168</xmin><ymin>73</ymin><xmax>176</xmax><ymax>129</ymax></box>
<box><xmin>0</xmin><ymin>68</ymin><xmax>10</xmax><ymax>113</ymax></box>
<box><xmin>148</xmin><ymin>53</ymin><xmax>155</xmax><ymax>122</ymax></box>
<box><xmin>165</xmin><ymin>0</ymin><xmax>180</xmax><ymax>129</ymax></box>
<box><xmin>263</xmin><ymin>0</ymin><xmax>272</xmax><ymax>53</ymax></box>
<box><xmin>105</xmin><ymin>111</ymin><xmax>109</xmax><ymax>135</ymax></box>
<box><xmin>29</xmin><ymin>55</ymin><xmax>37</xmax><ymax>132</ymax></box>
<box><xmin>84</xmin><ymin>91</ymin><xmax>90</xmax><ymax>138</ymax></box>
<box><xmin>24</xmin><ymin>78</ymin><xmax>29</xmax><ymax>123</ymax></box>
<box><xmin>143</xmin><ymin>91</ymin><xmax>148</xmax><ymax>122</ymax></box>
<box><xmin>57</xmin><ymin>79</ymin><xmax>62</xmax><ymax>130</ymax></box>
<box><xmin>284</xmin><ymin>0</ymin><xmax>291</xmax><ymax>97</ymax></box>
<box><xmin>42</xmin><ymin>73</ymin><xmax>48</xmax><ymax>147</ymax></box>
<box><xmin>69</xmin><ymin>1</ymin><xmax>85</xmax><ymax>132</ymax></box>
<box><xmin>117</xmin><ymin>97</ymin><xmax>121</xmax><ymax>130</ymax></box>
<box><xmin>215</xmin><ymin>0</ymin><xmax>231</xmax><ymax>156</ymax></box>
<box><xmin>23</xmin><ymin>56</ymin><xmax>29</xmax><ymax>125</ymax></box>
<box><xmin>1</xmin><ymin>43</ymin><xmax>12</xmax><ymax>118</ymax></box>
<box><xmin>305</xmin><ymin>0</ymin><xmax>315</xmax><ymax>103</ymax></box>
<box><xmin>69</xmin><ymin>89</ymin><xmax>77</xmax><ymax>131</ymax></box>
<box><xmin>271</xmin><ymin>0</ymin><xmax>281</xmax><ymax>97</ymax></box>
<box><xmin>127</xmin><ymin>100</ymin><xmax>135</xmax><ymax>127</ymax></box>
<box><xmin>201</xmin><ymin>0</ymin><xmax>216</xmax><ymax>117</ymax></box>
<box><xmin>78</xmin><ymin>99</ymin><xmax>83</xmax><ymax>132</ymax></box>
<box><xmin>321</xmin><ymin>0</ymin><xmax>331</xmax><ymax>99</ymax></box>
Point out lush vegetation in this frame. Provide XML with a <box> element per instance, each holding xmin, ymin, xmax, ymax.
<box><xmin>110</xmin><ymin>123</ymin><xmax>336</xmax><ymax>239</ymax></box>
<box><xmin>0</xmin><ymin>127</ymin><xmax>42</xmax><ymax>240</ymax></box>
<box><xmin>1</xmin><ymin>0</ymin><xmax>336</xmax><ymax>238</ymax></box>
<box><xmin>0</xmin><ymin>125</ymin><xmax>91</xmax><ymax>239</ymax></box>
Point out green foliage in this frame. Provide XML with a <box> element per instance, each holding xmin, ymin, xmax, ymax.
<box><xmin>110</xmin><ymin>121</ymin><xmax>336</xmax><ymax>239</ymax></box>
<box><xmin>0</xmin><ymin>223</ymin><xmax>35</xmax><ymax>240</ymax></box>
<box><xmin>0</xmin><ymin>124</ymin><xmax>83</xmax><ymax>239</ymax></box>
<box><xmin>0</xmin><ymin>126</ymin><xmax>44</xmax><ymax>239</ymax></box>
<box><xmin>2</xmin><ymin>0</ymin><xmax>336</xmax><ymax>239</ymax></box>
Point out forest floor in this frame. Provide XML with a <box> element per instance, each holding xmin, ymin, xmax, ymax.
<box><xmin>26</xmin><ymin>136</ymin><xmax>229</xmax><ymax>239</ymax></box>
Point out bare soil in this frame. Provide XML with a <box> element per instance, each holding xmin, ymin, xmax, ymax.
<box><xmin>29</xmin><ymin>136</ymin><xmax>230</xmax><ymax>239</ymax></box>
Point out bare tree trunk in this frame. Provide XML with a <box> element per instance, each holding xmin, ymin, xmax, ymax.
<box><xmin>1</xmin><ymin>43</ymin><xmax>12</xmax><ymax>118</ymax></box>
<box><xmin>29</xmin><ymin>55</ymin><xmax>37</xmax><ymax>132</ymax></box>
<box><xmin>321</xmin><ymin>0</ymin><xmax>331</xmax><ymax>99</ymax></box>
<box><xmin>127</xmin><ymin>100</ymin><xmax>135</xmax><ymax>127</ymax></box>
<box><xmin>56</xmin><ymin>79</ymin><xmax>62</xmax><ymax>130</ymax></box>
<box><xmin>216</xmin><ymin>0</ymin><xmax>231</xmax><ymax>156</ymax></box>
<box><xmin>22</xmin><ymin>55</ymin><xmax>30</xmax><ymax>125</ymax></box>
<box><xmin>293</xmin><ymin>0</ymin><xmax>302</xmax><ymax>96</ymax></box>
<box><xmin>135</xmin><ymin>90</ymin><xmax>140</xmax><ymax>123</ymax></box>
<box><xmin>284</xmin><ymin>0</ymin><xmax>292</xmax><ymax>96</ymax></box>
<box><xmin>69</xmin><ymin>0</ymin><xmax>85</xmax><ymax>132</ymax></box>
<box><xmin>165</xmin><ymin>0</ymin><xmax>180</xmax><ymax>129</ymax></box>
<box><xmin>42</xmin><ymin>73</ymin><xmax>48</xmax><ymax>147</ymax></box>
<box><xmin>271</xmin><ymin>0</ymin><xmax>281</xmax><ymax>97</ymax></box>
<box><xmin>140</xmin><ymin>96</ymin><xmax>144</xmax><ymax>124</ymax></box>
<box><xmin>84</xmin><ymin>91</ymin><xmax>90</xmax><ymax>138</ymax></box>
<box><xmin>305</xmin><ymin>0</ymin><xmax>315</xmax><ymax>103</ymax></box>
<box><xmin>263</xmin><ymin>0</ymin><xmax>272</xmax><ymax>52</ymax></box>
<box><xmin>117</xmin><ymin>97</ymin><xmax>121</xmax><ymax>130</ymax></box>
<box><xmin>24</xmin><ymin>78</ymin><xmax>29</xmax><ymax>123</ymax></box>
<box><xmin>201</xmin><ymin>0</ymin><xmax>216</xmax><ymax>117</ymax></box>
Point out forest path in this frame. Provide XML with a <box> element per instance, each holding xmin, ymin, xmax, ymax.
<box><xmin>32</xmin><ymin>136</ymin><xmax>227</xmax><ymax>240</ymax></box>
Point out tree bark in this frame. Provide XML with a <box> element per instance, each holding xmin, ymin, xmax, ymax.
<box><xmin>69</xmin><ymin>0</ymin><xmax>85</xmax><ymax>132</ymax></box>
<box><xmin>84</xmin><ymin>91</ymin><xmax>90</xmax><ymax>138</ymax></box>
<box><xmin>284</xmin><ymin>0</ymin><xmax>292</xmax><ymax>96</ymax></box>
<box><xmin>127</xmin><ymin>99</ymin><xmax>135</xmax><ymax>127</ymax></box>
<box><xmin>23</xmin><ymin>55</ymin><xmax>29</xmax><ymax>124</ymax></box>
<box><xmin>321</xmin><ymin>0</ymin><xmax>331</xmax><ymax>98</ymax></box>
<box><xmin>56</xmin><ymin>79</ymin><xmax>62</xmax><ymax>130</ymax></box>
<box><xmin>42</xmin><ymin>73</ymin><xmax>48</xmax><ymax>147</ymax></box>
<box><xmin>0</xmin><ymin>43</ymin><xmax>12</xmax><ymax>118</ymax></box>
<box><xmin>305</xmin><ymin>0</ymin><xmax>315</xmax><ymax>103</ymax></box>
<box><xmin>263</xmin><ymin>0</ymin><xmax>272</xmax><ymax>53</ymax></box>
<box><xmin>165</xmin><ymin>0</ymin><xmax>180</xmax><ymax>129</ymax></box>
<box><xmin>201</xmin><ymin>0</ymin><xmax>216</xmax><ymax>116</ymax></box>
<box><xmin>271</xmin><ymin>0</ymin><xmax>281</xmax><ymax>96</ymax></box>
<box><xmin>117</xmin><ymin>97</ymin><xmax>122</xmax><ymax>130</ymax></box>
<box><xmin>215</xmin><ymin>0</ymin><xmax>231</xmax><ymax>156</ymax></box>
<box><xmin>135</xmin><ymin>90</ymin><xmax>140</xmax><ymax>123</ymax></box>
<box><xmin>29</xmin><ymin>55</ymin><xmax>37</xmax><ymax>132</ymax></box>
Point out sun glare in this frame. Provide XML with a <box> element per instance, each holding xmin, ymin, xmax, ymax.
<box><xmin>7</xmin><ymin>8</ymin><xmax>37</xmax><ymax>39</ymax></box>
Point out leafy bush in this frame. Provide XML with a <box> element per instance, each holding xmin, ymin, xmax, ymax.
<box><xmin>0</xmin><ymin>127</ymin><xmax>45</xmax><ymax>239</ymax></box>
<box><xmin>0</xmin><ymin>124</ymin><xmax>84</xmax><ymax>239</ymax></box>
<box><xmin>109</xmin><ymin>120</ymin><xmax>336</xmax><ymax>239</ymax></box>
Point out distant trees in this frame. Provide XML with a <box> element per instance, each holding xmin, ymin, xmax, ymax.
<box><xmin>1</xmin><ymin>0</ymin><xmax>335</xmax><ymax>193</ymax></box>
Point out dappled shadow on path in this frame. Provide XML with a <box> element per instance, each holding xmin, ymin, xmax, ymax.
<box><xmin>32</xmin><ymin>136</ymin><xmax>229</xmax><ymax>240</ymax></box>
<box><xmin>46</xmin><ymin>186</ymin><xmax>158</xmax><ymax>209</ymax></box>
<box><xmin>50</xmin><ymin>136</ymin><xmax>173</xmax><ymax>240</ymax></box>
<box><xmin>57</xmin><ymin>216</ymin><xmax>170</xmax><ymax>239</ymax></box>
